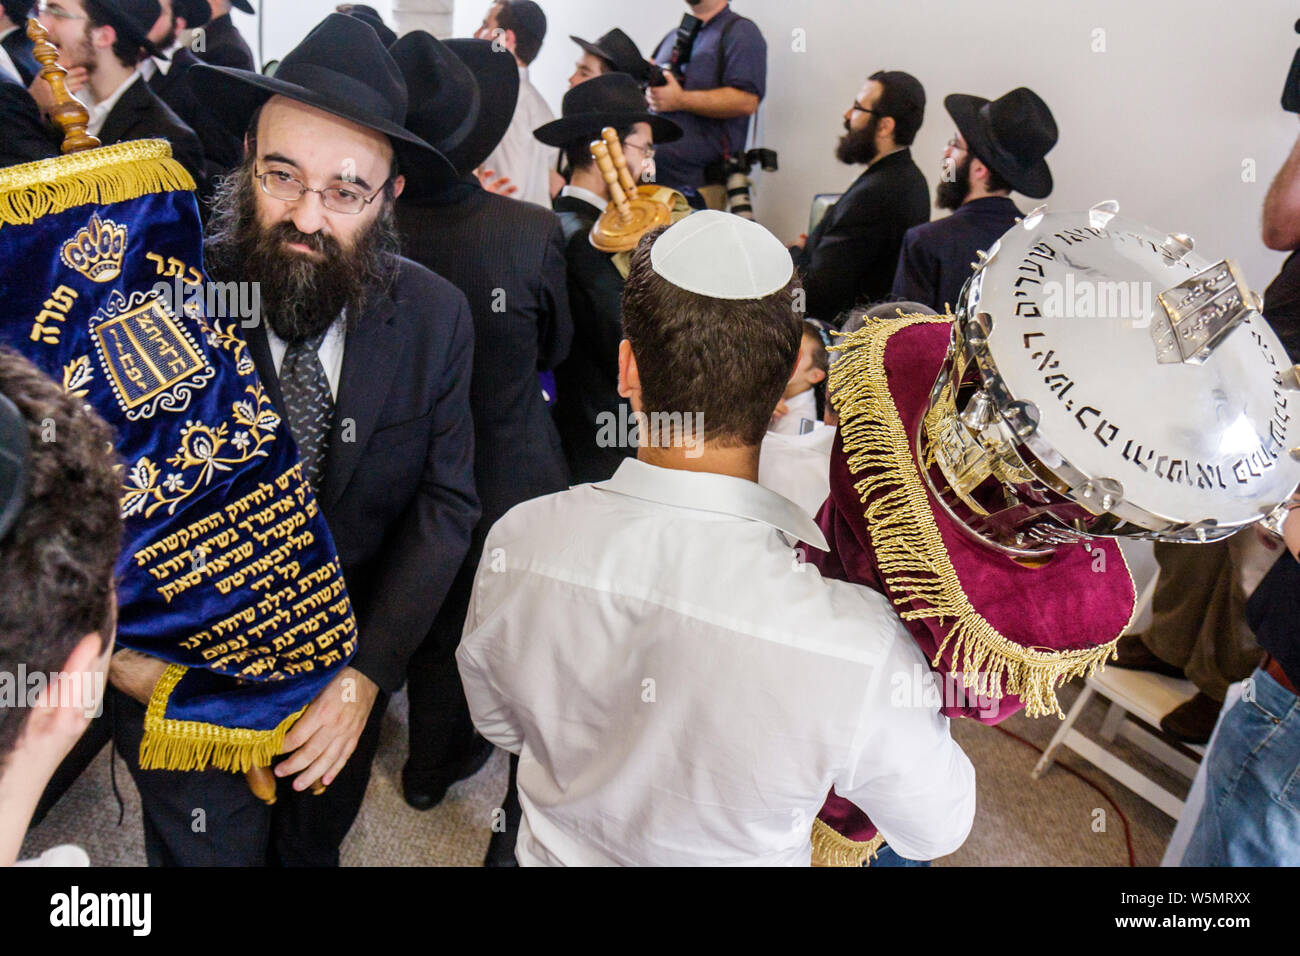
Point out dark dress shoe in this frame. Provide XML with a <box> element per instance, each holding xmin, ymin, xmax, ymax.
<box><xmin>401</xmin><ymin>736</ymin><xmax>496</xmax><ymax>811</ymax></box>
<box><xmin>1111</xmin><ymin>633</ymin><xmax>1185</xmax><ymax>679</ymax></box>
<box><xmin>1160</xmin><ymin>692</ymin><xmax>1222</xmax><ymax>745</ymax></box>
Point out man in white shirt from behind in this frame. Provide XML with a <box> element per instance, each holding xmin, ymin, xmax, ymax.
<box><xmin>473</xmin><ymin>0</ymin><xmax>559</xmax><ymax>206</ymax></box>
<box><xmin>457</xmin><ymin>211</ymin><xmax>975</xmax><ymax>866</ymax></box>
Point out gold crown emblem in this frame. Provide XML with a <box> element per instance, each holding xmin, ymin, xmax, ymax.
<box><xmin>60</xmin><ymin>213</ymin><xmax>129</xmax><ymax>283</ymax></box>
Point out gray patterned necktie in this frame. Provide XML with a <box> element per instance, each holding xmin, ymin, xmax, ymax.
<box><xmin>280</xmin><ymin>328</ymin><xmax>335</xmax><ymax>494</ymax></box>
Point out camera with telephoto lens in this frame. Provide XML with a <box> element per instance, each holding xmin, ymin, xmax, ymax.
<box><xmin>722</xmin><ymin>148</ymin><xmax>779</xmax><ymax>219</ymax></box>
<box><xmin>648</xmin><ymin>13</ymin><xmax>703</xmax><ymax>87</ymax></box>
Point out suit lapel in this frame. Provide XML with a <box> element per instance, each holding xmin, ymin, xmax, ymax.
<box><xmin>242</xmin><ymin>321</ymin><xmax>285</xmax><ymax>414</ymax></box>
<box><xmin>321</xmin><ymin>290</ymin><xmax>404</xmax><ymax>509</ymax></box>
<box><xmin>98</xmin><ymin>78</ymin><xmax>148</xmax><ymax>145</ymax></box>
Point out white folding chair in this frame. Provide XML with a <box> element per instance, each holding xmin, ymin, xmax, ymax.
<box><xmin>1031</xmin><ymin>570</ymin><xmax>1205</xmax><ymax>819</ymax></box>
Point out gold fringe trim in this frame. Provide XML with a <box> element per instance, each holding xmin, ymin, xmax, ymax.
<box><xmin>810</xmin><ymin>818</ymin><xmax>886</xmax><ymax>867</ymax></box>
<box><xmin>0</xmin><ymin>139</ymin><xmax>195</xmax><ymax>228</ymax></box>
<box><xmin>139</xmin><ymin>664</ymin><xmax>306</xmax><ymax>773</ymax></box>
<box><xmin>829</xmin><ymin>315</ymin><xmax>1128</xmax><ymax>719</ymax></box>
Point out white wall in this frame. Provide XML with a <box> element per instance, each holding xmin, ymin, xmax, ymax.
<box><xmin>256</xmin><ymin>0</ymin><xmax>1300</xmax><ymax>287</ymax></box>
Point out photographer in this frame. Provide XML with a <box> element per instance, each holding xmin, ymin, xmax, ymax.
<box><xmin>646</xmin><ymin>0</ymin><xmax>766</xmax><ymax>203</ymax></box>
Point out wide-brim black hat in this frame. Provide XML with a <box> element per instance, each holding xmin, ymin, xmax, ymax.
<box><xmin>190</xmin><ymin>13</ymin><xmax>454</xmax><ymax>184</ymax></box>
<box><xmin>343</xmin><ymin>4</ymin><xmax>396</xmax><ymax>48</ymax></box>
<box><xmin>390</xmin><ymin>31</ymin><xmax>482</xmax><ymax>179</ymax></box>
<box><xmin>944</xmin><ymin>87</ymin><xmax>1057</xmax><ymax>199</ymax></box>
<box><xmin>173</xmin><ymin>0</ymin><xmax>210</xmax><ymax>29</ymax></box>
<box><xmin>534</xmin><ymin>72</ymin><xmax>682</xmax><ymax>147</ymax></box>
<box><xmin>86</xmin><ymin>0</ymin><xmax>165</xmax><ymax>60</ymax></box>
<box><xmin>571</xmin><ymin>28</ymin><xmax>650</xmax><ymax>86</ymax></box>
<box><xmin>441</xmin><ymin>38</ymin><xmax>520</xmax><ymax>173</ymax></box>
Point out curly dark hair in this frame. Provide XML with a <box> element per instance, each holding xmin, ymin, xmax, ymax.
<box><xmin>621</xmin><ymin>226</ymin><xmax>804</xmax><ymax>449</ymax></box>
<box><xmin>0</xmin><ymin>348</ymin><xmax>121</xmax><ymax>766</ymax></box>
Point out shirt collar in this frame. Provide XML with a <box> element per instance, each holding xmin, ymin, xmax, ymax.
<box><xmin>594</xmin><ymin>458</ymin><xmax>830</xmax><ymax>552</ymax></box>
<box><xmin>561</xmin><ymin>184</ymin><xmax>607</xmax><ymax>212</ymax></box>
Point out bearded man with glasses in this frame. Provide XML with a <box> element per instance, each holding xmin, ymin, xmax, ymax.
<box><xmin>96</xmin><ymin>14</ymin><xmax>480</xmax><ymax>867</ymax></box>
<box><xmin>789</xmin><ymin>70</ymin><xmax>929</xmax><ymax>325</ymax></box>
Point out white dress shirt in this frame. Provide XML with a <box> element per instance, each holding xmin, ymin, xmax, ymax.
<box><xmin>480</xmin><ymin>66</ymin><xmax>559</xmax><ymax>209</ymax></box>
<box><xmin>768</xmin><ymin>386</ymin><xmax>818</xmax><ymax>436</ymax></box>
<box><xmin>137</xmin><ymin>42</ymin><xmax>179</xmax><ymax>83</ymax></box>
<box><xmin>559</xmin><ymin>184</ymin><xmax>607</xmax><ymax>213</ymax></box>
<box><xmin>265</xmin><ymin>319</ymin><xmax>346</xmax><ymax>400</ymax></box>
<box><xmin>457</xmin><ymin>458</ymin><xmax>976</xmax><ymax>866</ymax></box>
<box><xmin>85</xmin><ymin>72</ymin><xmax>141</xmax><ymax>138</ymax></box>
<box><xmin>759</xmin><ymin>422</ymin><xmax>836</xmax><ymax>518</ymax></box>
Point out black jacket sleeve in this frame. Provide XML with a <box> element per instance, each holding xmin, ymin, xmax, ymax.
<box><xmin>349</xmin><ymin>294</ymin><xmax>480</xmax><ymax>692</ymax></box>
<box><xmin>796</xmin><ymin>187</ymin><xmax>894</xmax><ymax>321</ymax></box>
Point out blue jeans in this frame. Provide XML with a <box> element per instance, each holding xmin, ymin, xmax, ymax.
<box><xmin>1182</xmin><ymin>667</ymin><xmax>1300</xmax><ymax>866</ymax></box>
<box><xmin>871</xmin><ymin>846</ymin><xmax>931</xmax><ymax>867</ymax></box>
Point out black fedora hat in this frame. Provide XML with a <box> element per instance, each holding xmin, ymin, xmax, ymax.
<box><xmin>390</xmin><ymin>31</ymin><xmax>482</xmax><ymax>177</ymax></box>
<box><xmin>230</xmin><ymin>0</ymin><xmax>254</xmax><ymax>13</ymax></box>
<box><xmin>571</xmin><ymin>28</ymin><xmax>650</xmax><ymax>86</ymax></box>
<box><xmin>172</xmin><ymin>0</ymin><xmax>211</xmax><ymax>29</ymax></box>
<box><xmin>944</xmin><ymin>87</ymin><xmax>1057</xmax><ymax>199</ymax></box>
<box><xmin>340</xmin><ymin>4</ymin><xmax>396</xmax><ymax>48</ymax></box>
<box><xmin>85</xmin><ymin>0</ymin><xmax>166</xmax><ymax>59</ymax></box>
<box><xmin>441</xmin><ymin>38</ymin><xmax>521</xmax><ymax>173</ymax></box>
<box><xmin>534</xmin><ymin>72</ymin><xmax>682</xmax><ymax>147</ymax></box>
<box><xmin>190</xmin><ymin>14</ymin><xmax>454</xmax><ymax>183</ymax></box>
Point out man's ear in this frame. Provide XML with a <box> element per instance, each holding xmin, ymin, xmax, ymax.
<box><xmin>391</xmin><ymin>173</ymin><xmax>405</xmax><ymax>200</ymax></box>
<box><xmin>877</xmin><ymin>115</ymin><xmax>896</xmax><ymax>142</ymax></box>
<box><xmin>970</xmin><ymin>157</ymin><xmax>991</xmax><ymax>185</ymax></box>
<box><xmin>809</xmin><ymin>366</ymin><xmax>827</xmax><ymax>386</ymax></box>
<box><xmin>617</xmin><ymin>339</ymin><xmax>641</xmax><ymax>405</ymax></box>
<box><xmin>94</xmin><ymin>23</ymin><xmax>117</xmax><ymax>51</ymax></box>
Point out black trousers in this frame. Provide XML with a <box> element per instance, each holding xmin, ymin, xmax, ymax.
<box><xmin>109</xmin><ymin>685</ymin><xmax>390</xmax><ymax>866</ymax></box>
<box><xmin>404</xmin><ymin>548</ymin><xmax>480</xmax><ymax>781</ymax></box>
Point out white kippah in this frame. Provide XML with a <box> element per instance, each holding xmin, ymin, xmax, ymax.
<box><xmin>649</xmin><ymin>210</ymin><xmax>795</xmax><ymax>300</ymax></box>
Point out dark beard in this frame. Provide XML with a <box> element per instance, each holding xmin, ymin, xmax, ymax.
<box><xmin>204</xmin><ymin>160</ymin><xmax>401</xmax><ymax>343</ymax></box>
<box><xmin>835</xmin><ymin>114</ymin><xmax>878</xmax><ymax>165</ymax></box>
<box><xmin>936</xmin><ymin>153</ymin><xmax>971</xmax><ymax>211</ymax></box>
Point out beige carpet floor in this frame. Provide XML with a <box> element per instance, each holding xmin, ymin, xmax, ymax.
<box><xmin>20</xmin><ymin>678</ymin><xmax>1184</xmax><ymax>866</ymax></box>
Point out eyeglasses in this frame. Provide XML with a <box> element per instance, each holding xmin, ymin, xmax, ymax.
<box><xmin>255</xmin><ymin>167</ymin><xmax>388</xmax><ymax>215</ymax></box>
<box><xmin>622</xmin><ymin>140</ymin><xmax>656</xmax><ymax>163</ymax></box>
<box><xmin>946</xmin><ymin>136</ymin><xmax>967</xmax><ymax>151</ymax></box>
<box><xmin>849</xmin><ymin>101</ymin><xmax>878</xmax><ymax>116</ymax></box>
<box><xmin>39</xmin><ymin>1</ymin><xmax>85</xmax><ymax>20</ymax></box>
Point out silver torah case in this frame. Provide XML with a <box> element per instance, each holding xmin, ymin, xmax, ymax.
<box><xmin>918</xmin><ymin>201</ymin><xmax>1300</xmax><ymax>558</ymax></box>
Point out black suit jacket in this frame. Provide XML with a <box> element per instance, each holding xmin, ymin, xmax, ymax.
<box><xmin>791</xmin><ymin>148</ymin><xmax>931</xmax><ymax>322</ymax></box>
<box><xmin>396</xmin><ymin>180</ymin><xmax>572</xmax><ymax>536</ymax></box>
<box><xmin>195</xmin><ymin>13</ymin><xmax>255</xmax><ymax>71</ymax></box>
<box><xmin>1</xmin><ymin>25</ymin><xmax>39</xmax><ymax>87</ymax></box>
<box><xmin>146</xmin><ymin>48</ymin><xmax>241</xmax><ymax>174</ymax></box>
<box><xmin>238</xmin><ymin>257</ymin><xmax>480</xmax><ymax>693</ymax></box>
<box><xmin>98</xmin><ymin>76</ymin><xmax>207</xmax><ymax>193</ymax></box>
<box><xmin>0</xmin><ymin>69</ymin><xmax>57</xmax><ymax>167</ymax></box>
<box><xmin>550</xmin><ymin>193</ymin><xmax>636</xmax><ymax>484</ymax></box>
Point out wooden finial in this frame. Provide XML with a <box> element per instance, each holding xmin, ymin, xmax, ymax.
<box><xmin>27</xmin><ymin>16</ymin><xmax>100</xmax><ymax>154</ymax></box>
<box><xmin>590</xmin><ymin>139</ymin><xmax>632</xmax><ymax>222</ymax></box>
<box><xmin>601</xmin><ymin>127</ymin><xmax>638</xmax><ymax>195</ymax></box>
